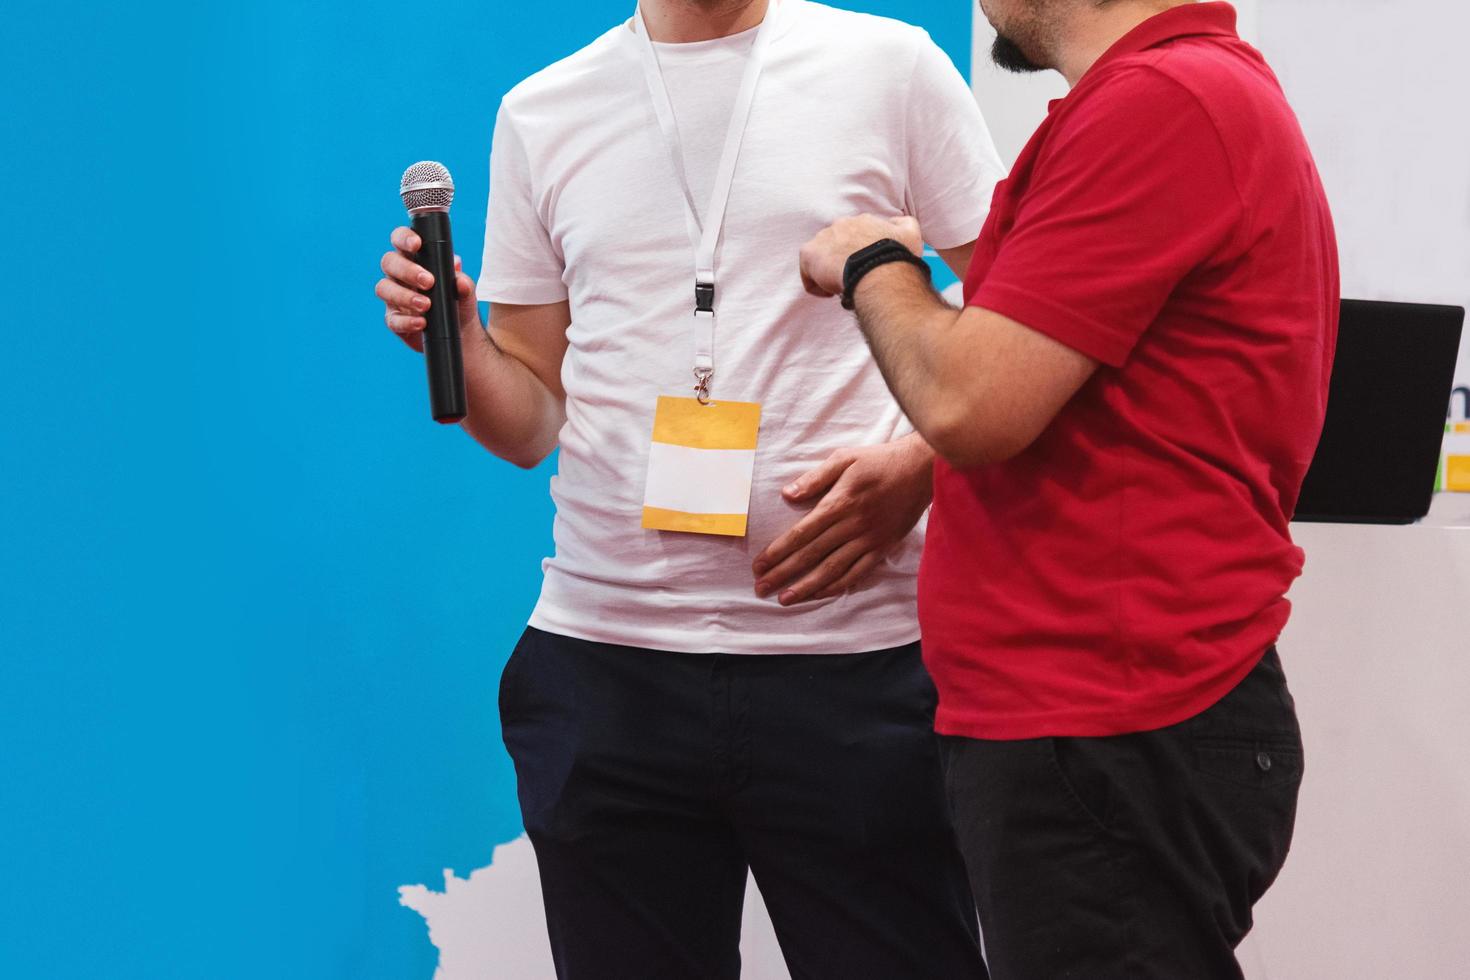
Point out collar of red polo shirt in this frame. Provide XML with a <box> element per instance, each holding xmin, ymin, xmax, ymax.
<box><xmin>1049</xmin><ymin>1</ymin><xmax>1241</xmax><ymax>112</ymax></box>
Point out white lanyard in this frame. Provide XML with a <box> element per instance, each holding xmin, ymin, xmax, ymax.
<box><xmin>631</xmin><ymin>0</ymin><xmax>783</xmax><ymax>402</ymax></box>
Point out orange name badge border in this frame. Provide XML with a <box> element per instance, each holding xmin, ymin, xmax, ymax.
<box><xmin>650</xmin><ymin>395</ymin><xmax>761</xmax><ymax>451</ymax></box>
<box><xmin>642</xmin><ymin>396</ymin><xmax>762</xmax><ymax>537</ymax></box>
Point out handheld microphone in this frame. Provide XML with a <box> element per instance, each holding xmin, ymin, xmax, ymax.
<box><xmin>400</xmin><ymin>161</ymin><xmax>468</xmax><ymax>424</ymax></box>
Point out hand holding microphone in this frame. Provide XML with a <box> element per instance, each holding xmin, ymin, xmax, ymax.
<box><xmin>375</xmin><ymin>161</ymin><xmax>475</xmax><ymax>423</ymax></box>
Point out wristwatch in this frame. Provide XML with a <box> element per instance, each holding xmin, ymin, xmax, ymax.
<box><xmin>841</xmin><ymin>238</ymin><xmax>932</xmax><ymax>310</ymax></box>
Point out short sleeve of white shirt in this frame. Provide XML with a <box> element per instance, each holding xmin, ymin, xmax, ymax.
<box><xmin>902</xmin><ymin>34</ymin><xmax>1006</xmax><ymax>250</ymax></box>
<box><xmin>476</xmin><ymin>102</ymin><xmax>568</xmax><ymax>305</ymax></box>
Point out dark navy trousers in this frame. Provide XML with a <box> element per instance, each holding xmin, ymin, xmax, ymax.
<box><xmin>500</xmin><ymin>627</ymin><xmax>986</xmax><ymax>979</ymax></box>
<box><xmin>942</xmin><ymin>647</ymin><xmax>1304</xmax><ymax>979</ymax></box>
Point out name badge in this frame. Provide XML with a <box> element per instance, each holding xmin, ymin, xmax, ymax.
<box><xmin>642</xmin><ymin>396</ymin><xmax>762</xmax><ymax>537</ymax></box>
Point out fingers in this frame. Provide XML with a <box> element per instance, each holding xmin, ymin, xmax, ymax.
<box><xmin>383</xmin><ymin>228</ymin><xmax>433</xmax><ymax>291</ymax></box>
<box><xmin>802</xmin><ymin>273</ymin><xmax>832</xmax><ymax>298</ymax></box>
<box><xmin>799</xmin><ymin>242</ymin><xmax>836</xmax><ymax>298</ymax></box>
<box><xmin>385</xmin><ymin>310</ymin><xmax>426</xmax><ymax>351</ymax></box>
<box><xmin>783</xmin><ymin>450</ymin><xmax>854</xmax><ymax>503</ymax></box>
<box><xmin>812</xmin><ymin>550</ymin><xmax>884</xmax><ymax>602</ymax></box>
<box><xmin>376</xmin><ymin>277</ymin><xmax>431</xmax><ymax>313</ymax></box>
<box><xmin>801</xmin><ymin>266</ymin><xmax>836</xmax><ymax>299</ymax></box>
<box><xmin>380</xmin><ymin>229</ymin><xmax>439</xmax><ymax>352</ymax></box>
<box><xmin>385</xmin><ymin>310</ymin><xmax>426</xmax><ymax>333</ymax></box>
<box><xmin>754</xmin><ymin>478</ymin><xmax>847</xmax><ymax>577</ymax></box>
<box><xmin>382</xmin><ymin>249</ymin><xmax>433</xmax><ymax>290</ymax></box>
<box><xmin>753</xmin><ymin>450</ymin><xmax>858</xmax><ymax>579</ymax></box>
<box><xmin>754</xmin><ymin>520</ymin><xmax>852</xmax><ymax>598</ymax></box>
<box><xmin>390</xmin><ymin>227</ymin><xmax>422</xmax><ymax>254</ymax></box>
<box><xmin>774</xmin><ymin>538</ymin><xmax>870</xmax><ymax>606</ymax></box>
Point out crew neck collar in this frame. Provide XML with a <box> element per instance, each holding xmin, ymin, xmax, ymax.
<box><xmin>651</xmin><ymin>20</ymin><xmax>761</xmax><ymax>55</ymax></box>
<box><xmin>621</xmin><ymin>0</ymin><xmax>801</xmax><ymax>55</ymax></box>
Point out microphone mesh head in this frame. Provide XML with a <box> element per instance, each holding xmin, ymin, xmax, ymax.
<box><xmin>400</xmin><ymin>161</ymin><xmax>455</xmax><ymax>214</ymax></box>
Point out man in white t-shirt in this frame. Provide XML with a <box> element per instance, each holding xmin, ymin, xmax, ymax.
<box><xmin>375</xmin><ymin>1</ymin><xmax>1003</xmax><ymax>976</ymax></box>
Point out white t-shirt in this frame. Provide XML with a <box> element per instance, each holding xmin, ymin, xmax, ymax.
<box><xmin>478</xmin><ymin>0</ymin><xmax>1004</xmax><ymax>654</ymax></box>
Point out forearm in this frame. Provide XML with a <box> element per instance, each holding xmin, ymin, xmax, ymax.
<box><xmin>458</xmin><ymin>324</ymin><xmax>565</xmax><ymax>469</ymax></box>
<box><xmin>851</xmin><ymin>263</ymin><xmax>973</xmax><ymax>456</ymax></box>
<box><xmin>851</xmin><ymin>262</ymin><xmax>1100</xmax><ymax>468</ymax></box>
<box><xmin>800</xmin><ymin>216</ymin><xmax>1096</xmax><ymax>469</ymax></box>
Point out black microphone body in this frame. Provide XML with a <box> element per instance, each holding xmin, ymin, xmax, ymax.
<box><xmin>411</xmin><ymin>210</ymin><xmax>468</xmax><ymax>424</ymax></box>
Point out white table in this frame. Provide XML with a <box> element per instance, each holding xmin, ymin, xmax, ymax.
<box><xmin>1240</xmin><ymin>493</ymin><xmax>1470</xmax><ymax>978</ymax></box>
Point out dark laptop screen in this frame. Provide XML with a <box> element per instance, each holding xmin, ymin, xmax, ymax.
<box><xmin>1295</xmin><ymin>299</ymin><xmax>1464</xmax><ymax>524</ymax></box>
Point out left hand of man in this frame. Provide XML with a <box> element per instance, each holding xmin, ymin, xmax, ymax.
<box><xmin>799</xmin><ymin>213</ymin><xmax>924</xmax><ymax>299</ymax></box>
<box><xmin>753</xmin><ymin>436</ymin><xmax>934</xmax><ymax>606</ymax></box>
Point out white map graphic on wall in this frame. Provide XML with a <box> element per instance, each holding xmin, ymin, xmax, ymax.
<box><xmin>400</xmin><ymin>835</ymin><xmax>793</xmax><ymax>979</ymax></box>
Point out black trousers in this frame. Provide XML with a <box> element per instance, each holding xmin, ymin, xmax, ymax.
<box><xmin>942</xmin><ymin>647</ymin><xmax>1304</xmax><ymax>980</ymax></box>
<box><xmin>500</xmin><ymin>627</ymin><xmax>986</xmax><ymax>980</ymax></box>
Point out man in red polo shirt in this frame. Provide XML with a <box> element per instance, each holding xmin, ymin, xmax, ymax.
<box><xmin>798</xmin><ymin>1</ymin><xmax>1337</xmax><ymax>976</ymax></box>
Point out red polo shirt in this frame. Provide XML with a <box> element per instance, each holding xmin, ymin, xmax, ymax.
<box><xmin>921</xmin><ymin>3</ymin><xmax>1339</xmax><ymax>739</ymax></box>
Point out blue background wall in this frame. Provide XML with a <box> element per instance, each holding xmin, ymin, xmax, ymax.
<box><xmin>0</xmin><ymin>2</ymin><xmax>971</xmax><ymax>976</ymax></box>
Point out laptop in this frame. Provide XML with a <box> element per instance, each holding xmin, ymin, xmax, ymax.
<box><xmin>1295</xmin><ymin>299</ymin><xmax>1465</xmax><ymax>524</ymax></box>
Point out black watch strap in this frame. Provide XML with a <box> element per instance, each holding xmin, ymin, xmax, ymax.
<box><xmin>841</xmin><ymin>238</ymin><xmax>932</xmax><ymax>310</ymax></box>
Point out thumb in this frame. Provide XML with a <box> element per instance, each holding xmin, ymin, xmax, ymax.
<box><xmin>783</xmin><ymin>451</ymin><xmax>854</xmax><ymax>502</ymax></box>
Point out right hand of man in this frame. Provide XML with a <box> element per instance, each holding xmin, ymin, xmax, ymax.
<box><xmin>376</xmin><ymin>227</ymin><xmax>482</xmax><ymax>352</ymax></box>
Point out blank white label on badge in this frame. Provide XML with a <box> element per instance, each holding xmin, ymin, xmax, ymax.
<box><xmin>642</xmin><ymin>396</ymin><xmax>761</xmax><ymax>538</ymax></box>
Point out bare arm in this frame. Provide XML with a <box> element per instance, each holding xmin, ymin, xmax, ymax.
<box><xmin>378</xmin><ymin>227</ymin><xmax>570</xmax><ymax>469</ymax></box>
<box><xmin>851</xmin><ymin>261</ymin><xmax>1097</xmax><ymax>467</ymax></box>
<box><xmin>799</xmin><ymin>215</ymin><xmax>1098</xmax><ymax>469</ymax></box>
<box><xmin>462</xmin><ymin>300</ymin><xmax>570</xmax><ymax>468</ymax></box>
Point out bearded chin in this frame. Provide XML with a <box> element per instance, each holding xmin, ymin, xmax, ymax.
<box><xmin>687</xmin><ymin>0</ymin><xmax>758</xmax><ymax>12</ymax></box>
<box><xmin>991</xmin><ymin>32</ymin><xmax>1047</xmax><ymax>73</ymax></box>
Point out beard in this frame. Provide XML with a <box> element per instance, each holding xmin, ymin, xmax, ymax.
<box><xmin>685</xmin><ymin>0</ymin><xmax>760</xmax><ymax>11</ymax></box>
<box><xmin>991</xmin><ymin>30</ymin><xmax>1048</xmax><ymax>73</ymax></box>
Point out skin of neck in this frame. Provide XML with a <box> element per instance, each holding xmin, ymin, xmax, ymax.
<box><xmin>1049</xmin><ymin>0</ymin><xmax>1192</xmax><ymax>86</ymax></box>
<box><xmin>639</xmin><ymin>0</ymin><xmax>770</xmax><ymax>43</ymax></box>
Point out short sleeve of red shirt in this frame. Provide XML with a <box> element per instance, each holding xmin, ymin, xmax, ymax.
<box><xmin>971</xmin><ymin>66</ymin><xmax>1245</xmax><ymax>367</ymax></box>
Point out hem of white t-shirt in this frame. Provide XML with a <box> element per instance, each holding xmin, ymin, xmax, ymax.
<box><xmin>526</xmin><ymin>602</ymin><xmax>921</xmax><ymax>656</ymax></box>
<box><xmin>475</xmin><ymin>280</ymin><xmax>570</xmax><ymax>305</ymax></box>
<box><xmin>917</xmin><ymin>192</ymin><xmax>997</xmax><ymax>251</ymax></box>
<box><xmin>923</xmin><ymin>216</ymin><xmax>990</xmax><ymax>252</ymax></box>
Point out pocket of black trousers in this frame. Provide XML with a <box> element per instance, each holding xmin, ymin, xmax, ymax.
<box><xmin>1047</xmin><ymin>737</ymin><xmax>1115</xmax><ymax>836</ymax></box>
<box><xmin>1192</xmin><ymin>734</ymin><xmax>1304</xmax><ymax>790</ymax></box>
<box><xmin>498</xmin><ymin>628</ymin><xmax>536</xmax><ymax>720</ymax></box>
